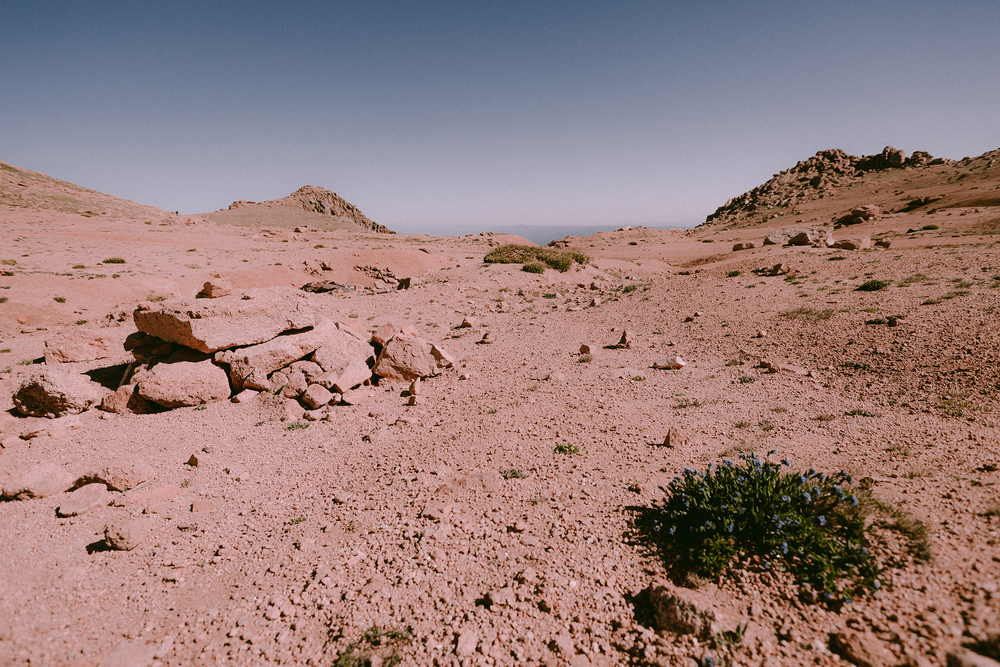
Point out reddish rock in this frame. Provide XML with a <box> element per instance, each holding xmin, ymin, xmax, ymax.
<box><xmin>43</xmin><ymin>330</ymin><xmax>119</xmax><ymax>364</ymax></box>
<box><xmin>133</xmin><ymin>287</ymin><xmax>316</xmax><ymax>353</ymax></box>
<box><xmin>13</xmin><ymin>370</ymin><xmax>108</xmax><ymax>418</ymax></box>
<box><xmin>136</xmin><ymin>359</ymin><xmax>231</xmax><ymax>408</ymax></box>
<box><xmin>373</xmin><ymin>334</ymin><xmax>453</xmax><ymax>381</ymax></box>
<box><xmin>57</xmin><ymin>483</ymin><xmax>111</xmax><ymax>517</ymax></box>
<box><xmin>1</xmin><ymin>462</ymin><xmax>74</xmax><ymax>500</ymax></box>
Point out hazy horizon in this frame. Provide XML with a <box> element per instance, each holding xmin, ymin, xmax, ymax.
<box><xmin>3</xmin><ymin>1</ymin><xmax>998</xmax><ymax>231</ymax></box>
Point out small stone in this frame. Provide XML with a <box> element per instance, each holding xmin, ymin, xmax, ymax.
<box><xmin>756</xmin><ymin>330</ymin><xmax>767</xmax><ymax>338</ymax></box>
<box><xmin>84</xmin><ymin>457</ymin><xmax>155</xmax><ymax>492</ymax></box>
<box><xmin>653</xmin><ymin>355</ymin><xmax>686</xmax><ymax>370</ymax></box>
<box><xmin>456</xmin><ymin>629</ymin><xmax>478</xmax><ymax>656</ymax></box>
<box><xmin>516</xmin><ymin>567</ymin><xmax>539</xmax><ymax>584</ymax></box>
<box><xmin>407</xmin><ymin>395</ymin><xmax>421</xmax><ymax>406</ymax></box>
<box><xmin>186</xmin><ymin>454</ymin><xmax>200</xmax><ymax>467</ymax></box>
<box><xmin>487</xmin><ymin>587</ymin><xmax>516</xmax><ymax>608</ymax></box>
<box><xmin>459</xmin><ymin>317</ymin><xmax>478</xmax><ymax>328</ymax></box>
<box><xmin>579</xmin><ymin>344</ymin><xmax>592</xmax><ymax>354</ymax></box>
<box><xmin>409</xmin><ymin>378</ymin><xmax>421</xmax><ymax>395</ymax></box>
<box><xmin>232</xmin><ymin>389</ymin><xmax>259</xmax><ymax>404</ymax></box>
<box><xmin>104</xmin><ymin>519</ymin><xmax>153</xmax><ymax>551</ymax></box>
<box><xmin>57</xmin><ymin>483</ymin><xmax>111</xmax><ymax>517</ymax></box>
<box><xmin>552</xmin><ymin>634</ymin><xmax>575</xmax><ymax>656</ymax></box>
<box><xmin>340</xmin><ymin>387</ymin><xmax>375</xmax><ymax>405</ymax></box>
<box><xmin>662</xmin><ymin>426</ymin><xmax>689</xmax><ymax>448</ymax></box>
<box><xmin>829</xmin><ymin>630</ymin><xmax>897</xmax><ymax>667</ymax></box>
<box><xmin>478</xmin><ymin>332</ymin><xmax>493</xmax><ymax>345</ymax></box>
<box><xmin>615</xmin><ymin>330</ymin><xmax>632</xmax><ymax>348</ymax></box>
<box><xmin>191</xmin><ymin>499</ymin><xmax>216</xmax><ymax>513</ymax></box>
<box><xmin>301</xmin><ymin>384</ymin><xmax>333</xmax><ymax>409</ymax></box>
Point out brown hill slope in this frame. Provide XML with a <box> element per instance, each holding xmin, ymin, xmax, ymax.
<box><xmin>203</xmin><ymin>185</ymin><xmax>392</xmax><ymax>234</ymax></box>
<box><xmin>701</xmin><ymin>145</ymin><xmax>1000</xmax><ymax>230</ymax></box>
<box><xmin>0</xmin><ymin>160</ymin><xmax>176</xmax><ymax>221</ymax></box>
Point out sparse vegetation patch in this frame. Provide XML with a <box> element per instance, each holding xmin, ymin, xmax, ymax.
<box><xmin>484</xmin><ymin>244</ymin><xmax>587</xmax><ymax>272</ymax></box>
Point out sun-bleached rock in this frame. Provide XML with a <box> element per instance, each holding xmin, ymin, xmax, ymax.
<box><xmin>763</xmin><ymin>227</ymin><xmax>832</xmax><ymax>247</ymax></box>
<box><xmin>13</xmin><ymin>370</ymin><xmax>108</xmax><ymax>418</ymax></box>
<box><xmin>133</xmin><ymin>287</ymin><xmax>316</xmax><ymax>353</ymax></box>
<box><xmin>135</xmin><ymin>360</ymin><xmax>231</xmax><ymax>408</ymax></box>
<box><xmin>104</xmin><ymin>519</ymin><xmax>153</xmax><ymax>551</ymax></box>
<box><xmin>100</xmin><ymin>384</ymin><xmax>156</xmax><ymax>414</ymax></box>
<box><xmin>653</xmin><ymin>355</ymin><xmax>686</xmax><ymax>370</ymax></box>
<box><xmin>1</xmin><ymin>462</ymin><xmax>73</xmax><ymax>500</ymax></box>
<box><xmin>57</xmin><ymin>483</ymin><xmax>111</xmax><ymax>517</ymax></box>
<box><xmin>43</xmin><ymin>330</ymin><xmax>119</xmax><ymax>363</ymax></box>
<box><xmin>196</xmin><ymin>274</ymin><xmax>234</xmax><ymax>298</ymax></box>
<box><xmin>301</xmin><ymin>384</ymin><xmax>334</xmax><ymax>409</ymax></box>
<box><xmin>313</xmin><ymin>358</ymin><xmax>371</xmax><ymax>393</ymax></box>
<box><xmin>373</xmin><ymin>334</ymin><xmax>453</xmax><ymax>381</ymax></box>
<box><xmin>81</xmin><ymin>457</ymin><xmax>155</xmax><ymax>492</ymax></box>
<box><xmin>831</xmin><ymin>237</ymin><xmax>871</xmax><ymax>251</ymax></box>
<box><xmin>312</xmin><ymin>324</ymin><xmax>375</xmax><ymax>371</ymax></box>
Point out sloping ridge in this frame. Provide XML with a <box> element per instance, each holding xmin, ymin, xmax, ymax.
<box><xmin>205</xmin><ymin>185</ymin><xmax>392</xmax><ymax>234</ymax></box>
<box><xmin>0</xmin><ymin>160</ymin><xmax>174</xmax><ymax>220</ymax></box>
<box><xmin>701</xmin><ymin>145</ymin><xmax>1000</xmax><ymax>229</ymax></box>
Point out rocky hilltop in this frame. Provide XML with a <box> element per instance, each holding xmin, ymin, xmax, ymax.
<box><xmin>702</xmin><ymin>145</ymin><xmax>1000</xmax><ymax>229</ymax></box>
<box><xmin>225</xmin><ymin>185</ymin><xmax>392</xmax><ymax>234</ymax></box>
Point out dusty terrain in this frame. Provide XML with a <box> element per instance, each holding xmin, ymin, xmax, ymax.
<box><xmin>1</xmin><ymin>147</ymin><xmax>999</xmax><ymax>667</ymax></box>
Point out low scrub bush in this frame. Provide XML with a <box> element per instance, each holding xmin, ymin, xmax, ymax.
<box><xmin>639</xmin><ymin>453</ymin><xmax>880</xmax><ymax>598</ymax></box>
<box><xmin>484</xmin><ymin>244</ymin><xmax>587</xmax><ymax>273</ymax></box>
<box><xmin>102</xmin><ymin>257</ymin><xmax>126</xmax><ymax>264</ymax></box>
<box><xmin>856</xmin><ymin>279</ymin><xmax>890</xmax><ymax>291</ymax></box>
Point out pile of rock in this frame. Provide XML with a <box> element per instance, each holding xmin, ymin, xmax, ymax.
<box><xmin>13</xmin><ymin>287</ymin><xmax>455</xmax><ymax>418</ymax></box>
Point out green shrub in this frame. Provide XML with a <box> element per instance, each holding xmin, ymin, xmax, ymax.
<box><xmin>501</xmin><ymin>468</ymin><xmax>527</xmax><ymax>479</ymax></box>
<box><xmin>554</xmin><ymin>443</ymin><xmax>579</xmax><ymax>455</ymax></box>
<box><xmin>102</xmin><ymin>257</ymin><xmax>126</xmax><ymax>264</ymax></box>
<box><xmin>727</xmin><ymin>270</ymin><xmax>742</xmax><ymax>277</ymax></box>
<box><xmin>484</xmin><ymin>244</ymin><xmax>587</xmax><ymax>273</ymax></box>
<box><xmin>640</xmin><ymin>453</ymin><xmax>879</xmax><ymax>598</ymax></box>
<box><xmin>781</xmin><ymin>307</ymin><xmax>834</xmax><ymax>320</ymax></box>
<box><xmin>522</xmin><ymin>262</ymin><xmax>545</xmax><ymax>274</ymax></box>
<box><xmin>921</xmin><ymin>224</ymin><xmax>939</xmax><ymax>231</ymax></box>
<box><xmin>622</xmin><ymin>284</ymin><xmax>638</xmax><ymax>293</ymax></box>
<box><xmin>856</xmin><ymin>279</ymin><xmax>890</xmax><ymax>291</ymax></box>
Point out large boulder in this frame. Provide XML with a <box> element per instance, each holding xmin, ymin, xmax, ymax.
<box><xmin>44</xmin><ymin>331</ymin><xmax>119</xmax><ymax>364</ymax></box>
<box><xmin>312</xmin><ymin>323</ymin><xmax>375</xmax><ymax>371</ymax></box>
<box><xmin>313</xmin><ymin>358</ymin><xmax>371</xmax><ymax>393</ymax></box>
<box><xmin>133</xmin><ymin>287</ymin><xmax>317</xmax><ymax>353</ymax></box>
<box><xmin>831</xmin><ymin>237</ymin><xmax>871</xmax><ymax>251</ymax></box>
<box><xmin>135</xmin><ymin>360</ymin><xmax>231</xmax><ymax>408</ymax></box>
<box><xmin>13</xmin><ymin>370</ymin><xmax>108</xmax><ymax>417</ymax></box>
<box><xmin>373</xmin><ymin>334</ymin><xmax>454</xmax><ymax>382</ymax></box>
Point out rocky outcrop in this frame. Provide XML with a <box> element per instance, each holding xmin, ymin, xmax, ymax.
<box><xmin>228</xmin><ymin>185</ymin><xmax>393</xmax><ymax>234</ymax></box>
<box><xmin>372</xmin><ymin>334</ymin><xmax>454</xmax><ymax>382</ymax></box>
<box><xmin>43</xmin><ymin>331</ymin><xmax>119</xmax><ymax>363</ymax></box>
<box><xmin>703</xmin><ymin>146</ymin><xmax>939</xmax><ymax>226</ymax></box>
<box><xmin>13</xmin><ymin>370</ymin><xmax>108</xmax><ymax>417</ymax></box>
<box><xmin>133</xmin><ymin>287</ymin><xmax>317</xmax><ymax>354</ymax></box>
<box><xmin>762</xmin><ymin>227</ymin><xmax>832</xmax><ymax>247</ymax></box>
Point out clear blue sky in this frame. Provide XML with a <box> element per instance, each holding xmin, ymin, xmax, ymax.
<box><xmin>2</xmin><ymin>1</ymin><xmax>998</xmax><ymax>233</ymax></box>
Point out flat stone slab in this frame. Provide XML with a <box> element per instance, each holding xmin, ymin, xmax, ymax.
<box><xmin>133</xmin><ymin>287</ymin><xmax>317</xmax><ymax>353</ymax></box>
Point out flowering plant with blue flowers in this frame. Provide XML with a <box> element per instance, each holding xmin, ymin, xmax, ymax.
<box><xmin>644</xmin><ymin>451</ymin><xmax>879</xmax><ymax>599</ymax></box>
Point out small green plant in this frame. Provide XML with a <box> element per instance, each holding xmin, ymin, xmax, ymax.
<box><xmin>333</xmin><ymin>625</ymin><xmax>412</xmax><ymax>667</ymax></box>
<box><xmin>287</xmin><ymin>422</ymin><xmax>309</xmax><ymax>431</ymax></box>
<box><xmin>0</xmin><ymin>297</ymin><xmax>7</xmax><ymax>304</ymax></box>
<box><xmin>578</xmin><ymin>353</ymin><xmax>593</xmax><ymax>363</ymax></box>
<box><xmin>288</xmin><ymin>516</ymin><xmax>307</xmax><ymax>525</ymax></box>
<box><xmin>759</xmin><ymin>420</ymin><xmax>774</xmax><ymax>432</ymax></box>
<box><xmin>727</xmin><ymin>270</ymin><xmax>741</xmax><ymax>277</ymax></box>
<box><xmin>846</xmin><ymin>409</ymin><xmax>880</xmax><ymax>417</ymax></box>
<box><xmin>738</xmin><ymin>376</ymin><xmax>755</xmax><ymax>384</ymax></box>
<box><xmin>180</xmin><ymin>479</ymin><xmax>191</xmax><ymax>488</ymax></box>
<box><xmin>0</xmin><ymin>259</ymin><xmax>15</xmax><ymax>266</ymax></box>
<box><xmin>725</xmin><ymin>359</ymin><xmax>740</xmax><ymax>367</ymax></box>
<box><xmin>314</xmin><ymin>244</ymin><xmax>325</xmax><ymax>249</ymax></box>
<box><xmin>543</xmin><ymin>293</ymin><xmax>557</xmax><ymax>299</ymax></box>
<box><xmin>554</xmin><ymin>443</ymin><xmax>579</xmax><ymax>455</ymax></box>
<box><xmin>772</xmin><ymin>406</ymin><xmax>788</xmax><ymax>413</ymax></box>
<box><xmin>73</xmin><ymin>264</ymin><xmax>86</xmax><ymax>269</ymax></box>
<box><xmin>856</xmin><ymin>279</ymin><xmax>890</xmax><ymax>291</ymax></box>
<box><xmin>501</xmin><ymin>468</ymin><xmax>528</xmax><ymax>479</ymax></box>
<box><xmin>735</xmin><ymin>421</ymin><xmax>751</xmax><ymax>429</ymax></box>
<box><xmin>53</xmin><ymin>296</ymin><xmax>66</xmax><ymax>303</ymax></box>
<box><xmin>19</xmin><ymin>358</ymin><xmax>34</xmax><ymax>366</ymax></box>
<box><xmin>814</xmin><ymin>414</ymin><xmax>836</xmax><ymax>422</ymax></box>
<box><xmin>638</xmin><ymin>453</ymin><xmax>879</xmax><ymax>598</ymax></box>
<box><xmin>921</xmin><ymin>224</ymin><xmax>939</xmax><ymax>231</ymax></box>
<box><xmin>0</xmin><ymin>348</ymin><xmax>10</xmax><ymax>353</ymax></box>
<box><xmin>622</xmin><ymin>284</ymin><xmax>638</xmax><ymax>293</ymax></box>
<box><xmin>842</xmin><ymin>361</ymin><xmax>871</xmax><ymax>371</ymax></box>
<box><xmin>522</xmin><ymin>262</ymin><xmax>545</xmax><ymax>274</ymax></box>
<box><xmin>194</xmin><ymin>404</ymin><xmax>207</xmax><ymax>411</ymax></box>
<box><xmin>102</xmin><ymin>257</ymin><xmax>126</xmax><ymax>264</ymax></box>
<box><xmin>675</xmin><ymin>398</ymin><xmax>702</xmax><ymax>408</ymax></box>
<box><xmin>828</xmin><ymin>256</ymin><xmax>846</xmax><ymax>261</ymax></box>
